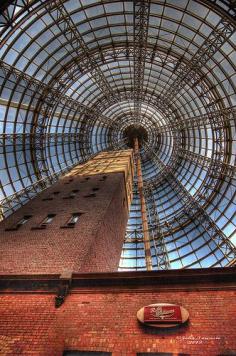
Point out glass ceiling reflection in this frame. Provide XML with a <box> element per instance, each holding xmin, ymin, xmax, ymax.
<box><xmin>0</xmin><ymin>0</ymin><xmax>236</xmax><ymax>270</ymax></box>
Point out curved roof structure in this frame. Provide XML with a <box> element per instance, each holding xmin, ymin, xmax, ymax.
<box><xmin>0</xmin><ymin>0</ymin><xmax>236</xmax><ymax>271</ymax></box>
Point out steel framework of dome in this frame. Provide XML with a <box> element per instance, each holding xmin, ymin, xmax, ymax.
<box><xmin>0</xmin><ymin>0</ymin><xmax>236</xmax><ymax>270</ymax></box>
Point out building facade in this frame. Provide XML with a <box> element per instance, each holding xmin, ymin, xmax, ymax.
<box><xmin>0</xmin><ymin>150</ymin><xmax>134</xmax><ymax>274</ymax></box>
<box><xmin>0</xmin><ymin>0</ymin><xmax>236</xmax><ymax>355</ymax></box>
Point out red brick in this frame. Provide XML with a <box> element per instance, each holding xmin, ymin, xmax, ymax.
<box><xmin>0</xmin><ymin>172</ymin><xmax>128</xmax><ymax>274</ymax></box>
<box><xmin>0</xmin><ymin>289</ymin><xmax>236</xmax><ymax>355</ymax></box>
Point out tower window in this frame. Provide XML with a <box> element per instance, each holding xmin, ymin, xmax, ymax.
<box><xmin>5</xmin><ymin>215</ymin><xmax>32</xmax><ymax>231</ymax></box>
<box><xmin>64</xmin><ymin>178</ymin><xmax>73</xmax><ymax>185</ymax></box>
<box><xmin>41</xmin><ymin>214</ymin><xmax>55</xmax><ymax>226</ymax></box>
<box><xmin>63</xmin><ymin>190</ymin><xmax>79</xmax><ymax>199</ymax></box>
<box><xmin>81</xmin><ymin>177</ymin><xmax>90</xmax><ymax>183</ymax></box>
<box><xmin>63</xmin><ymin>194</ymin><xmax>75</xmax><ymax>200</ymax></box>
<box><xmin>61</xmin><ymin>213</ymin><xmax>83</xmax><ymax>228</ymax></box>
<box><xmin>63</xmin><ymin>352</ymin><xmax>111</xmax><ymax>356</ymax></box>
<box><xmin>83</xmin><ymin>193</ymin><xmax>96</xmax><ymax>198</ymax></box>
<box><xmin>99</xmin><ymin>175</ymin><xmax>107</xmax><ymax>181</ymax></box>
<box><xmin>31</xmin><ymin>214</ymin><xmax>56</xmax><ymax>230</ymax></box>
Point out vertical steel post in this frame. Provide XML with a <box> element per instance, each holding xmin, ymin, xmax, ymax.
<box><xmin>134</xmin><ymin>137</ymin><xmax>152</xmax><ymax>271</ymax></box>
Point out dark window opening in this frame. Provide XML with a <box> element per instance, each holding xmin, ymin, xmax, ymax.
<box><xmin>53</xmin><ymin>191</ymin><xmax>60</xmax><ymax>195</ymax></box>
<box><xmin>61</xmin><ymin>213</ymin><xmax>83</xmax><ymax>228</ymax></box>
<box><xmin>81</xmin><ymin>178</ymin><xmax>90</xmax><ymax>183</ymax></box>
<box><xmin>63</xmin><ymin>190</ymin><xmax>79</xmax><ymax>199</ymax></box>
<box><xmin>42</xmin><ymin>197</ymin><xmax>53</xmax><ymax>201</ymax></box>
<box><xmin>31</xmin><ymin>214</ymin><xmax>56</xmax><ymax>230</ymax></box>
<box><xmin>92</xmin><ymin>187</ymin><xmax>99</xmax><ymax>191</ymax></box>
<box><xmin>137</xmin><ymin>354</ymin><xmax>173</xmax><ymax>356</ymax></box>
<box><xmin>63</xmin><ymin>352</ymin><xmax>111</xmax><ymax>356</ymax></box>
<box><xmin>137</xmin><ymin>353</ymin><xmax>190</xmax><ymax>356</ymax></box>
<box><xmin>64</xmin><ymin>179</ymin><xmax>73</xmax><ymax>184</ymax></box>
<box><xmin>63</xmin><ymin>195</ymin><xmax>75</xmax><ymax>200</ymax></box>
<box><xmin>84</xmin><ymin>193</ymin><xmax>96</xmax><ymax>198</ymax></box>
<box><xmin>6</xmin><ymin>215</ymin><xmax>32</xmax><ymax>231</ymax></box>
<box><xmin>99</xmin><ymin>175</ymin><xmax>107</xmax><ymax>181</ymax></box>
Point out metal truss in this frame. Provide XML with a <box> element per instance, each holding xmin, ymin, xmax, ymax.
<box><xmin>32</xmin><ymin>89</ymin><xmax>56</xmax><ymax>188</ymax></box>
<box><xmin>1</xmin><ymin>0</ymin><xmax>236</xmax><ymax>269</ymax></box>
<box><xmin>92</xmin><ymin>88</ymin><xmax>182</xmax><ymax>173</ymax></box>
<box><xmin>0</xmin><ymin>133</ymin><xmax>93</xmax><ymax>146</ymax></box>
<box><xmin>48</xmin><ymin>43</ymin><xmax>232</xmax><ymax>156</ymax></box>
<box><xmin>0</xmin><ymin>60</ymin><xmax>118</xmax><ymax>128</ymax></box>
<box><xmin>133</xmin><ymin>0</ymin><xmax>150</xmax><ymax>126</ymax></box>
<box><xmin>206</xmin><ymin>0</ymin><xmax>236</xmax><ymax>19</ymax></box>
<box><xmin>143</xmin><ymin>138</ymin><xmax>225</xmax><ymax>211</ymax></box>
<box><xmin>141</xmin><ymin>141</ymin><xmax>180</xmax><ymax>187</ymax></box>
<box><xmin>163</xmin><ymin>17</ymin><xmax>235</xmax><ymax>102</ymax></box>
<box><xmin>0</xmin><ymin>138</ymin><xmax>126</xmax><ymax>218</ymax></box>
<box><xmin>0</xmin><ymin>0</ymin><xmax>235</xmax><ymax>47</ymax></box>
<box><xmin>140</xmin><ymin>107</ymin><xmax>234</xmax><ymax>192</ymax></box>
<box><xmin>0</xmin><ymin>60</ymin><xmax>119</xmax><ymax>187</ymax></box>
<box><xmin>144</xmin><ymin>183</ymin><xmax>170</xmax><ymax>270</ymax></box>
<box><xmin>60</xmin><ymin>45</ymin><xmax>182</xmax><ymax>116</ymax></box>
<box><xmin>145</xmin><ymin>148</ymin><xmax>236</xmax><ymax>263</ymax></box>
<box><xmin>157</xmin><ymin>107</ymin><xmax>236</xmax><ymax>133</ymax></box>
<box><xmin>0</xmin><ymin>1</ymin><xmax>44</xmax><ymax>42</ymax></box>
<box><xmin>178</xmin><ymin>149</ymin><xmax>236</xmax><ymax>179</ymax></box>
<box><xmin>123</xmin><ymin>229</ymin><xmax>143</xmax><ymax>242</ymax></box>
<box><xmin>158</xmin><ymin>19</ymin><xmax>232</xmax><ymax>203</ymax></box>
<box><xmin>62</xmin><ymin>45</ymin><xmax>224</xmax><ymax>120</ymax></box>
<box><xmin>0</xmin><ymin>161</ymin><xmax>74</xmax><ymax>220</ymax></box>
<box><xmin>45</xmin><ymin>0</ymin><xmax>118</xmax><ymax>106</ymax></box>
<box><xmin>0</xmin><ymin>60</ymin><xmax>124</xmax><ymax>217</ymax></box>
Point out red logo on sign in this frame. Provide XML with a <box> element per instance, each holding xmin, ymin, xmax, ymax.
<box><xmin>144</xmin><ymin>305</ymin><xmax>182</xmax><ymax>323</ymax></box>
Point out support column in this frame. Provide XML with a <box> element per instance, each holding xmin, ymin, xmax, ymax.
<box><xmin>134</xmin><ymin>137</ymin><xmax>152</xmax><ymax>271</ymax></box>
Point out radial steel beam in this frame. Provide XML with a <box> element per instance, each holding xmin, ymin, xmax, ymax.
<box><xmin>162</xmin><ymin>17</ymin><xmax>235</xmax><ymax>102</ymax></box>
<box><xmin>144</xmin><ymin>183</ymin><xmax>170</xmax><ymax>270</ymax></box>
<box><xmin>0</xmin><ymin>162</ymin><xmax>75</xmax><ymax>219</ymax></box>
<box><xmin>145</xmin><ymin>147</ymin><xmax>236</xmax><ymax>263</ymax></box>
<box><xmin>178</xmin><ymin>149</ymin><xmax>236</xmax><ymax>179</ymax></box>
<box><xmin>144</xmin><ymin>140</ymin><xmax>224</xmax><ymax>209</ymax></box>
<box><xmin>157</xmin><ymin>107</ymin><xmax>236</xmax><ymax>133</ymax></box>
<box><xmin>0</xmin><ymin>61</ymin><xmax>117</xmax><ymax>128</ymax></box>
<box><xmin>32</xmin><ymin>41</ymin><xmax>233</xmax><ymax>148</ymax></box>
<box><xmin>0</xmin><ymin>133</ymin><xmax>100</xmax><ymax>146</ymax></box>
<box><xmin>0</xmin><ymin>138</ymin><xmax>126</xmax><ymax>218</ymax></box>
<box><xmin>45</xmin><ymin>0</ymin><xmax>118</xmax><ymax>106</ymax></box>
<box><xmin>0</xmin><ymin>60</ymin><xmax>120</xmax><ymax>190</ymax></box>
<box><xmin>133</xmin><ymin>0</ymin><xmax>150</xmax><ymax>126</ymax></box>
<box><xmin>134</xmin><ymin>137</ymin><xmax>152</xmax><ymax>270</ymax></box>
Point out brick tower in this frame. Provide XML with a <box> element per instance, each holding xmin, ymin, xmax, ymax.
<box><xmin>0</xmin><ymin>149</ymin><xmax>134</xmax><ymax>274</ymax></box>
<box><xmin>0</xmin><ymin>149</ymin><xmax>236</xmax><ymax>356</ymax></box>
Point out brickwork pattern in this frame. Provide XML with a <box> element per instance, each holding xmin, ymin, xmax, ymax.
<box><xmin>0</xmin><ymin>172</ymin><xmax>128</xmax><ymax>274</ymax></box>
<box><xmin>0</xmin><ymin>289</ymin><xmax>236</xmax><ymax>355</ymax></box>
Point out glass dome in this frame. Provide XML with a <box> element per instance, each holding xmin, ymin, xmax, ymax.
<box><xmin>0</xmin><ymin>0</ymin><xmax>236</xmax><ymax>270</ymax></box>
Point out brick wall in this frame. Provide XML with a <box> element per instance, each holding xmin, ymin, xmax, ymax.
<box><xmin>0</xmin><ymin>172</ymin><xmax>128</xmax><ymax>274</ymax></box>
<box><xmin>0</xmin><ymin>286</ymin><xmax>236</xmax><ymax>356</ymax></box>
